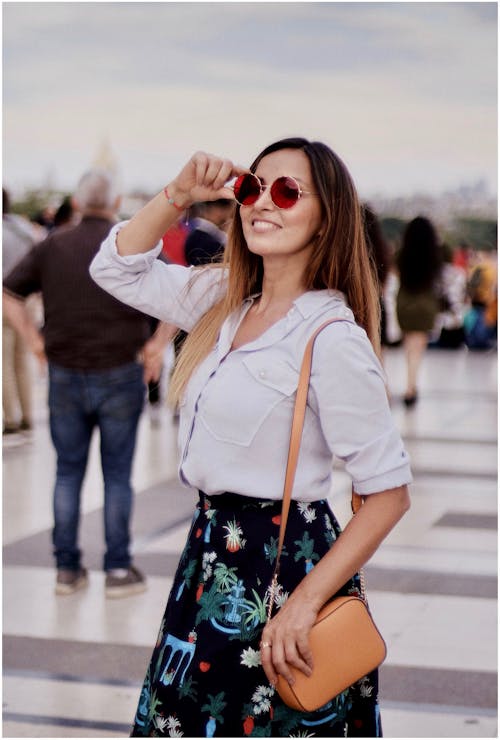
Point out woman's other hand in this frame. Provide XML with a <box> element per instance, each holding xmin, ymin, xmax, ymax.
<box><xmin>259</xmin><ymin>591</ymin><xmax>320</xmax><ymax>687</ymax></box>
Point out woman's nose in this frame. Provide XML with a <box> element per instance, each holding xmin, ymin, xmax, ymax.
<box><xmin>253</xmin><ymin>185</ymin><xmax>273</xmax><ymax>209</ymax></box>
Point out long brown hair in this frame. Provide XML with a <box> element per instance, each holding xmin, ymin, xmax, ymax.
<box><xmin>169</xmin><ymin>137</ymin><xmax>380</xmax><ymax>404</ymax></box>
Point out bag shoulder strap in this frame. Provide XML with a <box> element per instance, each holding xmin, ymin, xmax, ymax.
<box><xmin>274</xmin><ymin>317</ymin><xmax>363</xmax><ymax>576</ymax></box>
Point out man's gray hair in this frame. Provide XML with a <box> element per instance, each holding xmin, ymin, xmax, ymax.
<box><xmin>75</xmin><ymin>169</ymin><xmax>118</xmax><ymax>211</ymax></box>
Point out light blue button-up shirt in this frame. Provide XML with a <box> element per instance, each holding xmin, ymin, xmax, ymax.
<box><xmin>90</xmin><ymin>223</ymin><xmax>412</xmax><ymax>501</ymax></box>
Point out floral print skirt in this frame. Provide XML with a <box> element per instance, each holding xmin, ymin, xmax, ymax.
<box><xmin>131</xmin><ymin>491</ymin><xmax>382</xmax><ymax>737</ymax></box>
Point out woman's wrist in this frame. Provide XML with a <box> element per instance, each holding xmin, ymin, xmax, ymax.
<box><xmin>163</xmin><ymin>181</ymin><xmax>192</xmax><ymax>211</ymax></box>
<box><xmin>293</xmin><ymin>575</ymin><xmax>328</xmax><ymax>613</ymax></box>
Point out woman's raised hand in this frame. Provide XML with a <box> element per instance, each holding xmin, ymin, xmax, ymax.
<box><xmin>115</xmin><ymin>151</ymin><xmax>247</xmax><ymax>256</ymax></box>
<box><xmin>167</xmin><ymin>151</ymin><xmax>247</xmax><ymax>208</ymax></box>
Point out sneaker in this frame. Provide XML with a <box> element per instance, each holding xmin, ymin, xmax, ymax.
<box><xmin>105</xmin><ymin>565</ymin><xmax>147</xmax><ymax>599</ymax></box>
<box><xmin>56</xmin><ymin>567</ymin><xmax>88</xmax><ymax>595</ymax></box>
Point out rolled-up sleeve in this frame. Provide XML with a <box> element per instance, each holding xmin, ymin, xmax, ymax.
<box><xmin>310</xmin><ymin>322</ymin><xmax>412</xmax><ymax>494</ymax></box>
<box><xmin>89</xmin><ymin>221</ymin><xmax>227</xmax><ymax>331</ymax></box>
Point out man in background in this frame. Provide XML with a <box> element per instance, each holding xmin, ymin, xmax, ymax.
<box><xmin>2</xmin><ymin>188</ymin><xmax>39</xmax><ymax>435</ymax></box>
<box><xmin>3</xmin><ymin>169</ymin><xmax>170</xmax><ymax>598</ymax></box>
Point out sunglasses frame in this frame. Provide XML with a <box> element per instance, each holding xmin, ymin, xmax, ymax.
<box><xmin>232</xmin><ymin>173</ymin><xmax>315</xmax><ymax>210</ymax></box>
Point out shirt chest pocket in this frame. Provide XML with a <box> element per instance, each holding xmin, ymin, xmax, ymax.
<box><xmin>197</xmin><ymin>355</ymin><xmax>299</xmax><ymax>447</ymax></box>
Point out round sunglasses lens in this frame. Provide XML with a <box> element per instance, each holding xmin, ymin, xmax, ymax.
<box><xmin>271</xmin><ymin>177</ymin><xmax>300</xmax><ymax>209</ymax></box>
<box><xmin>234</xmin><ymin>174</ymin><xmax>261</xmax><ymax>205</ymax></box>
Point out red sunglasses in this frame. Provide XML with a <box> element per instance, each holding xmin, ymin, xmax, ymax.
<box><xmin>232</xmin><ymin>173</ymin><xmax>315</xmax><ymax>209</ymax></box>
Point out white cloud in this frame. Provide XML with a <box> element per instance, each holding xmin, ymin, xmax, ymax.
<box><xmin>2</xmin><ymin>2</ymin><xmax>497</xmax><ymax>195</ymax></box>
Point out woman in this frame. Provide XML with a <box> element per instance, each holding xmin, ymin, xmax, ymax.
<box><xmin>396</xmin><ymin>216</ymin><xmax>443</xmax><ymax>406</ymax></box>
<box><xmin>362</xmin><ymin>204</ymin><xmax>392</xmax><ymax>348</ymax></box>
<box><xmin>90</xmin><ymin>138</ymin><xmax>412</xmax><ymax>737</ymax></box>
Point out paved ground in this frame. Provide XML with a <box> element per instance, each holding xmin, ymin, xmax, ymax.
<box><xmin>2</xmin><ymin>343</ymin><xmax>498</xmax><ymax>738</ymax></box>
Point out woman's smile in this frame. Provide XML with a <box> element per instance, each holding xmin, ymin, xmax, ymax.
<box><xmin>251</xmin><ymin>218</ymin><xmax>281</xmax><ymax>233</ymax></box>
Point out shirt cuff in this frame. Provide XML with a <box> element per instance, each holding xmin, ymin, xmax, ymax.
<box><xmin>352</xmin><ymin>463</ymin><xmax>413</xmax><ymax>495</ymax></box>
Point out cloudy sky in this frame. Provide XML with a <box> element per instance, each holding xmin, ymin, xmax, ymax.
<box><xmin>3</xmin><ymin>1</ymin><xmax>497</xmax><ymax>198</ymax></box>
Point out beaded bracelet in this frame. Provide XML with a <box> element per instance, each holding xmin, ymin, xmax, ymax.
<box><xmin>163</xmin><ymin>186</ymin><xmax>184</xmax><ymax>211</ymax></box>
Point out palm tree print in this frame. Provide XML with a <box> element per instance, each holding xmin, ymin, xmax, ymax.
<box><xmin>202</xmin><ymin>691</ymin><xmax>227</xmax><ymax>737</ymax></box>
<box><xmin>271</xmin><ymin>703</ymin><xmax>308</xmax><ymax>736</ymax></box>
<box><xmin>177</xmin><ymin>674</ymin><xmax>198</xmax><ymax>702</ymax></box>
<box><xmin>204</xmin><ymin>509</ymin><xmax>217</xmax><ymax>543</ymax></box>
<box><xmin>213</xmin><ymin>562</ymin><xmax>239</xmax><ymax>593</ymax></box>
<box><xmin>176</xmin><ymin>557</ymin><xmax>197</xmax><ymax>601</ymax></box>
<box><xmin>294</xmin><ymin>531</ymin><xmax>320</xmax><ymax>573</ymax></box>
<box><xmin>263</xmin><ymin>537</ymin><xmax>288</xmax><ymax>564</ymax></box>
<box><xmin>241</xmin><ymin>588</ymin><xmax>267</xmax><ymax>628</ymax></box>
<box><xmin>323</xmin><ymin>513</ymin><xmax>337</xmax><ymax>547</ymax></box>
<box><xmin>146</xmin><ymin>689</ymin><xmax>163</xmax><ymax>726</ymax></box>
<box><xmin>195</xmin><ymin>582</ymin><xmax>226</xmax><ymax>626</ymax></box>
<box><xmin>155</xmin><ymin>618</ymin><xmax>167</xmax><ymax>649</ymax></box>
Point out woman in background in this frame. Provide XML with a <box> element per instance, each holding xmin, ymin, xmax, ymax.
<box><xmin>396</xmin><ymin>216</ymin><xmax>443</xmax><ymax>406</ymax></box>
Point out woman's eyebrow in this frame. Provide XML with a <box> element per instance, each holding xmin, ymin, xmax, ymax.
<box><xmin>257</xmin><ymin>174</ymin><xmax>307</xmax><ymax>185</ymax></box>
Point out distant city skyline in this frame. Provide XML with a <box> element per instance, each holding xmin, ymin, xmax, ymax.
<box><xmin>3</xmin><ymin>2</ymin><xmax>497</xmax><ymax>199</ymax></box>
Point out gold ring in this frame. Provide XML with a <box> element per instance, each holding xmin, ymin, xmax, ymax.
<box><xmin>261</xmin><ymin>641</ymin><xmax>272</xmax><ymax>649</ymax></box>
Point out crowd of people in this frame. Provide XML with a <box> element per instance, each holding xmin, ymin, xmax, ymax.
<box><xmin>1</xmin><ymin>146</ymin><xmax>496</xmax><ymax>736</ymax></box>
<box><xmin>3</xmin><ymin>176</ymin><xmax>497</xmax><ymax>441</ymax></box>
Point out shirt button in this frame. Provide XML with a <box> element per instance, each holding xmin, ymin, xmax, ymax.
<box><xmin>343</xmin><ymin>309</ymin><xmax>350</xmax><ymax>317</ymax></box>
<box><xmin>259</xmin><ymin>370</ymin><xmax>266</xmax><ymax>379</ymax></box>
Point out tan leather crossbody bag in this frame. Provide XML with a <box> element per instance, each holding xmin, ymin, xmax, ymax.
<box><xmin>267</xmin><ymin>318</ymin><xmax>387</xmax><ymax>713</ymax></box>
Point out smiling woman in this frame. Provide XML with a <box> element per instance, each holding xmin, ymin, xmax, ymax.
<box><xmin>89</xmin><ymin>137</ymin><xmax>412</xmax><ymax>737</ymax></box>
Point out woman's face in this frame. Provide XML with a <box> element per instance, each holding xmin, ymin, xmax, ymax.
<box><xmin>239</xmin><ymin>148</ymin><xmax>322</xmax><ymax>266</ymax></box>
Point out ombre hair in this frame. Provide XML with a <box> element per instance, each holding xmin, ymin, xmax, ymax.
<box><xmin>169</xmin><ymin>137</ymin><xmax>380</xmax><ymax>404</ymax></box>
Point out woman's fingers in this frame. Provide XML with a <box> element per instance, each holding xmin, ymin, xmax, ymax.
<box><xmin>260</xmin><ymin>636</ymin><xmax>278</xmax><ymax>686</ymax></box>
<box><xmin>183</xmin><ymin>152</ymin><xmax>246</xmax><ymax>198</ymax></box>
<box><xmin>203</xmin><ymin>157</ymin><xmax>225</xmax><ymax>186</ymax></box>
<box><xmin>278</xmin><ymin>638</ymin><xmax>313</xmax><ymax>684</ymax></box>
<box><xmin>192</xmin><ymin>151</ymin><xmax>211</xmax><ymax>186</ymax></box>
<box><xmin>212</xmin><ymin>159</ymin><xmax>236</xmax><ymax>190</ymax></box>
<box><xmin>260</xmin><ymin>631</ymin><xmax>314</xmax><ymax>688</ymax></box>
<box><xmin>290</xmin><ymin>634</ymin><xmax>314</xmax><ymax>675</ymax></box>
<box><xmin>169</xmin><ymin>151</ymin><xmax>248</xmax><ymax>208</ymax></box>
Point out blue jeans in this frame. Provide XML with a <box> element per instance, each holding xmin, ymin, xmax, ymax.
<box><xmin>48</xmin><ymin>362</ymin><xmax>145</xmax><ymax>571</ymax></box>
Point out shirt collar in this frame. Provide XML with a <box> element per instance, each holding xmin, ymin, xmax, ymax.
<box><xmin>243</xmin><ymin>289</ymin><xmax>346</xmax><ymax>315</ymax></box>
<box><xmin>224</xmin><ymin>289</ymin><xmax>349</xmax><ymax>356</ymax></box>
<box><xmin>292</xmin><ymin>289</ymin><xmax>347</xmax><ymax>318</ymax></box>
